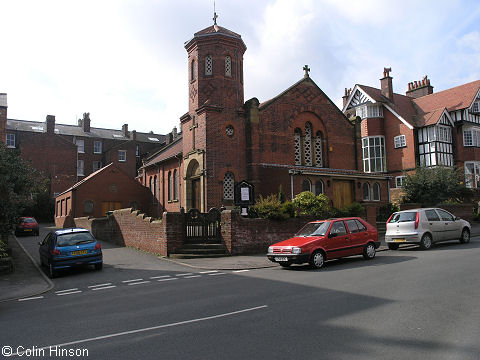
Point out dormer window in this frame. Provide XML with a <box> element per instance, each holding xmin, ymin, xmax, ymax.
<box><xmin>355</xmin><ymin>105</ymin><xmax>383</xmax><ymax>119</ymax></box>
<box><xmin>473</xmin><ymin>101</ymin><xmax>480</xmax><ymax>114</ymax></box>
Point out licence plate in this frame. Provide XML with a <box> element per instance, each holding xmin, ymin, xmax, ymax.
<box><xmin>394</xmin><ymin>238</ymin><xmax>406</xmax><ymax>243</ymax></box>
<box><xmin>71</xmin><ymin>250</ymin><xmax>88</xmax><ymax>255</ymax></box>
<box><xmin>274</xmin><ymin>257</ymin><xmax>288</xmax><ymax>262</ymax></box>
<box><xmin>24</xmin><ymin>229</ymin><xmax>32</xmax><ymax>231</ymax></box>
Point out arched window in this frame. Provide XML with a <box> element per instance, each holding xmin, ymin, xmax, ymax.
<box><xmin>168</xmin><ymin>171</ymin><xmax>172</xmax><ymax>201</ymax></box>
<box><xmin>225</xmin><ymin>56</ymin><xmax>231</xmax><ymax>77</ymax></box>
<box><xmin>173</xmin><ymin>169</ymin><xmax>178</xmax><ymax>200</ymax></box>
<box><xmin>223</xmin><ymin>172</ymin><xmax>235</xmax><ymax>200</ymax></box>
<box><xmin>304</xmin><ymin>122</ymin><xmax>312</xmax><ymax>166</ymax></box>
<box><xmin>153</xmin><ymin>176</ymin><xmax>157</xmax><ymax>198</ymax></box>
<box><xmin>373</xmin><ymin>183</ymin><xmax>380</xmax><ymax>201</ymax></box>
<box><xmin>315</xmin><ymin>131</ymin><xmax>323</xmax><ymax>167</ymax></box>
<box><xmin>205</xmin><ymin>55</ymin><xmax>212</xmax><ymax>76</ymax></box>
<box><xmin>315</xmin><ymin>180</ymin><xmax>324</xmax><ymax>195</ymax></box>
<box><xmin>302</xmin><ymin>179</ymin><xmax>312</xmax><ymax>192</ymax></box>
<box><xmin>294</xmin><ymin>128</ymin><xmax>302</xmax><ymax>165</ymax></box>
<box><xmin>191</xmin><ymin>59</ymin><xmax>196</xmax><ymax>81</ymax></box>
<box><xmin>363</xmin><ymin>183</ymin><xmax>371</xmax><ymax>201</ymax></box>
<box><xmin>149</xmin><ymin>177</ymin><xmax>153</xmax><ymax>194</ymax></box>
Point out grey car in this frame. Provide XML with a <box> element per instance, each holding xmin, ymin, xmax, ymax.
<box><xmin>385</xmin><ymin>208</ymin><xmax>471</xmax><ymax>250</ymax></box>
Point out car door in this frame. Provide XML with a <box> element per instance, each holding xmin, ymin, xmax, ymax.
<box><xmin>424</xmin><ymin>209</ymin><xmax>444</xmax><ymax>242</ymax></box>
<box><xmin>345</xmin><ymin>219</ymin><xmax>364</xmax><ymax>253</ymax></box>
<box><xmin>39</xmin><ymin>233</ymin><xmax>52</xmax><ymax>265</ymax></box>
<box><xmin>436</xmin><ymin>209</ymin><xmax>462</xmax><ymax>241</ymax></box>
<box><xmin>325</xmin><ymin>220</ymin><xmax>352</xmax><ymax>259</ymax></box>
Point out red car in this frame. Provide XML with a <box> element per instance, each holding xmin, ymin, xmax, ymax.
<box><xmin>15</xmin><ymin>217</ymin><xmax>40</xmax><ymax>236</ymax></box>
<box><xmin>267</xmin><ymin>217</ymin><xmax>380</xmax><ymax>269</ymax></box>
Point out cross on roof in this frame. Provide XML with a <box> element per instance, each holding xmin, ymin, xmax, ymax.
<box><xmin>303</xmin><ymin>65</ymin><xmax>310</xmax><ymax>78</ymax></box>
<box><xmin>213</xmin><ymin>12</ymin><xmax>218</xmax><ymax>25</ymax></box>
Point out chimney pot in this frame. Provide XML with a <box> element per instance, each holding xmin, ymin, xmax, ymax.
<box><xmin>380</xmin><ymin>67</ymin><xmax>394</xmax><ymax>102</ymax></box>
<box><xmin>82</xmin><ymin>112</ymin><xmax>91</xmax><ymax>132</ymax></box>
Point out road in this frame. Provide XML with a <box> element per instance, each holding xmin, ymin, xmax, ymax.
<box><xmin>1</xmin><ymin>225</ymin><xmax>480</xmax><ymax>360</ymax></box>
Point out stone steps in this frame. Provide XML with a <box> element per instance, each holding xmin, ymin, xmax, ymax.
<box><xmin>170</xmin><ymin>243</ymin><xmax>229</xmax><ymax>258</ymax></box>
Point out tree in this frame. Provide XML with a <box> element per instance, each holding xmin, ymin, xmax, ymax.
<box><xmin>0</xmin><ymin>143</ymin><xmax>41</xmax><ymax>239</ymax></box>
<box><xmin>401</xmin><ymin>166</ymin><xmax>472</xmax><ymax>206</ymax></box>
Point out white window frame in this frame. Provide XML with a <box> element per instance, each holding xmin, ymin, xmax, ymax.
<box><xmin>463</xmin><ymin>127</ymin><xmax>480</xmax><ymax>147</ymax></box>
<box><xmin>395</xmin><ymin>176</ymin><xmax>406</xmax><ymax>188</ymax></box>
<box><xmin>473</xmin><ymin>101</ymin><xmax>479</xmax><ymax>113</ymax></box>
<box><xmin>77</xmin><ymin>160</ymin><xmax>84</xmax><ymax>176</ymax></box>
<box><xmin>77</xmin><ymin>139</ymin><xmax>85</xmax><ymax>153</ymax></box>
<box><xmin>6</xmin><ymin>133</ymin><xmax>15</xmax><ymax>148</ymax></box>
<box><xmin>356</xmin><ymin>105</ymin><xmax>383</xmax><ymax>119</ymax></box>
<box><xmin>94</xmin><ymin>141</ymin><xmax>102</xmax><ymax>154</ymax></box>
<box><xmin>362</xmin><ymin>136</ymin><xmax>386</xmax><ymax>173</ymax></box>
<box><xmin>118</xmin><ymin>150</ymin><xmax>127</xmax><ymax>162</ymax></box>
<box><xmin>394</xmin><ymin>135</ymin><xmax>406</xmax><ymax>148</ymax></box>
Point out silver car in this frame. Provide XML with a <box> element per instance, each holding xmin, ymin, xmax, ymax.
<box><xmin>385</xmin><ymin>208</ymin><xmax>471</xmax><ymax>250</ymax></box>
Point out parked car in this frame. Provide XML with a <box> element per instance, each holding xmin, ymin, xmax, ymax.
<box><xmin>15</xmin><ymin>217</ymin><xmax>39</xmax><ymax>236</ymax></box>
<box><xmin>385</xmin><ymin>208</ymin><xmax>471</xmax><ymax>250</ymax></box>
<box><xmin>39</xmin><ymin>228</ymin><xmax>103</xmax><ymax>278</ymax></box>
<box><xmin>267</xmin><ymin>217</ymin><xmax>380</xmax><ymax>269</ymax></box>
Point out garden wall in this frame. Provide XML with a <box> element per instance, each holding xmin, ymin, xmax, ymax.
<box><xmin>399</xmin><ymin>203</ymin><xmax>474</xmax><ymax>222</ymax></box>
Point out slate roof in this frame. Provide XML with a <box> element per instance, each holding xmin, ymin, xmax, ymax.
<box><xmin>58</xmin><ymin>163</ymin><xmax>114</xmax><ymax>195</ymax></box>
<box><xmin>141</xmin><ymin>135</ymin><xmax>183</xmax><ymax>168</ymax></box>
<box><xmin>6</xmin><ymin>118</ymin><xmax>165</xmax><ymax>143</ymax></box>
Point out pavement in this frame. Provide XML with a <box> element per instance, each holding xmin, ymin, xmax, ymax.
<box><xmin>2</xmin><ymin>222</ymin><xmax>480</xmax><ymax>303</ymax></box>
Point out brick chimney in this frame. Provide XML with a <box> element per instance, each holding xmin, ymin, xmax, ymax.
<box><xmin>380</xmin><ymin>67</ymin><xmax>394</xmax><ymax>102</ymax></box>
<box><xmin>406</xmin><ymin>75</ymin><xmax>434</xmax><ymax>98</ymax></box>
<box><xmin>342</xmin><ymin>88</ymin><xmax>352</xmax><ymax>108</ymax></box>
<box><xmin>122</xmin><ymin>124</ymin><xmax>129</xmax><ymax>137</ymax></box>
<box><xmin>82</xmin><ymin>112</ymin><xmax>90</xmax><ymax>132</ymax></box>
<box><xmin>130</xmin><ymin>130</ymin><xmax>137</xmax><ymax>140</ymax></box>
<box><xmin>46</xmin><ymin>115</ymin><xmax>55</xmax><ymax>134</ymax></box>
<box><xmin>0</xmin><ymin>93</ymin><xmax>7</xmax><ymax>144</ymax></box>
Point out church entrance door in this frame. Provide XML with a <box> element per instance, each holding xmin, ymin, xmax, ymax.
<box><xmin>192</xmin><ymin>178</ymin><xmax>201</xmax><ymax>210</ymax></box>
<box><xmin>332</xmin><ymin>180</ymin><xmax>353</xmax><ymax>209</ymax></box>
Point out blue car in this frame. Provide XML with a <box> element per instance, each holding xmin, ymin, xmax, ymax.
<box><xmin>39</xmin><ymin>228</ymin><xmax>103</xmax><ymax>278</ymax></box>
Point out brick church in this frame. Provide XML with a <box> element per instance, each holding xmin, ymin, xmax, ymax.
<box><xmin>138</xmin><ymin>19</ymin><xmax>389</xmax><ymax>217</ymax></box>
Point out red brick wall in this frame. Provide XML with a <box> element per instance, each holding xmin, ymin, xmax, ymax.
<box><xmin>0</xmin><ymin>105</ymin><xmax>6</xmax><ymax>145</ymax></box>
<box><xmin>73</xmin><ymin>208</ymin><xmax>184</xmax><ymax>256</ymax></box>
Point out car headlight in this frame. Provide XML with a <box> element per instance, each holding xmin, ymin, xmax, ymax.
<box><xmin>291</xmin><ymin>247</ymin><xmax>302</xmax><ymax>254</ymax></box>
<box><xmin>268</xmin><ymin>246</ymin><xmax>273</xmax><ymax>254</ymax></box>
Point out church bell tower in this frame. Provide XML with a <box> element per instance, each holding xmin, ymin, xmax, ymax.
<box><xmin>181</xmin><ymin>14</ymin><xmax>247</xmax><ymax>211</ymax></box>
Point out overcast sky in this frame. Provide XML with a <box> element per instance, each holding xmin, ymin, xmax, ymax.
<box><xmin>1</xmin><ymin>0</ymin><xmax>479</xmax><ymax>135</ymax></box>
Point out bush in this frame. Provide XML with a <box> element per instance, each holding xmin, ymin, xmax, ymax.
<box><xmin>254</xmin><ymin>194</ymin><xmax>290</xmax><ymax>220</ymax></box>
<box><xmin>402</xmin><ymin>166</ymin><xmax>473</xmax><ymax>206</ymax></box>
<box><xmin>376</xmin><ymin>203</ymin><xmax>399</xmax><ymax>222</ymax></box>
<box><xmin>333</xmin><ymin>202</ymin><xmax>366</xmax><ymax>218</ymax></box>
<box><xmin>293</xmin><ymin>191</ymin><xmax>330</xmax><ymax>218</ymax></box>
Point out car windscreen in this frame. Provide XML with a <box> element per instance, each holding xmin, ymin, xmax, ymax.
<box><xmin>56</xmin><ymin>232</ymin><xmax>95</xmax><ymax>247</ymax></box>
<box><xmin>23</xmin><ymin>218</ymin><xmax>36</xmax><ymax>223</ymax></box>
<box><xmin>389</xmin><ymin>212</ymin><xmax>417</xmax><ymax>223</ymax></box>
<box><xmin>295</xmin><ymin>222</ymin><xmax>331</xmax><ymax>237</ymax></box>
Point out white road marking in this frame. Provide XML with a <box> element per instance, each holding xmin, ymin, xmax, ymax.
<box><xmin>208</xmin><ymin>272</ymin><xmax>227</xmax><ymax>276</ymax></box>
<box><xmin>149</xmin><ymin>275</ymin><xmax>171</xmax><ymax>279</ymax></box>
<box><xmin>56</xmin><ymin>291</ymin><xmax>82</xmax><ymax>296</ymax></box>
<box><xmin>122</xmin><ymin>278</ymin><xmax>143</xmax><ymax>283</ymax></box>
<box><xmin>176</xmin><ymin>273</ymin><xmax>193</xmax><ymax>276</ymax></box>
<box><xmin>127</xmin><ymin>281</ymin><xmax>151</xmax><ymax>286</ymax></box>
<box><xmin>157</xmin><ymin>278</ymin><xmax>178</xmax><ymax>282</ymax></box>
<box><xmin>12</xmin><ymin>305</ymin><xmax>268</xmax><ymax>356</ymax></box>
<box><xmin>232</xmin><ymin>270</ymin><xmax>250</xmax><ymax>273</ymax></box>
<box><xmin>91</xmin><ymin>285</ymin><xmax>117</xmax><ymax>291</ymax></box>
<box><xmin>55</xmin><ymin>288</ymin><xmax>78</xmax><ymax>293</ymax></box>
<box><xmin>18</xmin><ymin>296</ymin><xmax>44</xmax><ymax>302</ymax></box>
<box><xmin>88</xmin><ymin>283</ymin><xmax>112</xmax><ymax>288</ymax></box>
<box><xmin>199</xmin><ymin>270</ymin><xmax>218</xmax><ymax>274</ymax></box>
<box><xmin>184</xmin><ymin>275</ymin><xmax>201</xmax><ymax>279</ymax></box>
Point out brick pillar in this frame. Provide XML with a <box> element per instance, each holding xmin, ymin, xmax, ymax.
<box><xmin>0</xmin><ymin>93</ymin><xmax>7</xmax><ymax>144</ymax></box>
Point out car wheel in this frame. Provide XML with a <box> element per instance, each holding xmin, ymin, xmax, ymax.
<box><xmin>94</xmin><ymin>263</ymin><xmax>103</xmax><ymax>271</ymax></box>
<box><xmin>459</xmin><ymin>228</ymin><xmax>470</xmax><ymax>244</ymax></box>
<box><xmin>48</xmin><ymin>264</ymin><xmax>57</xmax><ymax>279</ymax></box>
<box><xmin>363</xmin><ymin>243</ymin><xmax>376</xmax><ymax>260</ymax></box>
<box><xmin>309</xmin><ymin>251</ymin><xmax>325</xmax><ymax>269</ymax></box>
<box><xmin>388</xmin><ymin>243</ymin><xmax>399</xmax><ymax>250</ymax></box>
<box><xmin>279</xmin><ymin>262</ymin><xmax>291</xmax><ymax>268</ymax></box>
<box><xmin>420</xmin><ymin>233</ymin><xmax>433</xmax><ymax>250</ymax></box>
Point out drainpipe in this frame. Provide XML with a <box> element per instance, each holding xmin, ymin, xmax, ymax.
<box><xmin>175</xmin><ymin>154</ymin><xmax>182</xmax><ymax>210</ymax></box>
<box><xmin>157</xmin><ymin>164</ymin><xmax>161</xmax><ymax>217</ymax></box>
<box><xmin>289</xmin><ymin>170</ymin><xmax>294</xmax><ymax>201</ymax></box>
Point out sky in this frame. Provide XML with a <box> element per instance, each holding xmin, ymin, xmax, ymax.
<box><xmin>1</xmin><ymin>0</ymin><xmax>480</xmax><ymax>135</ymax></box>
